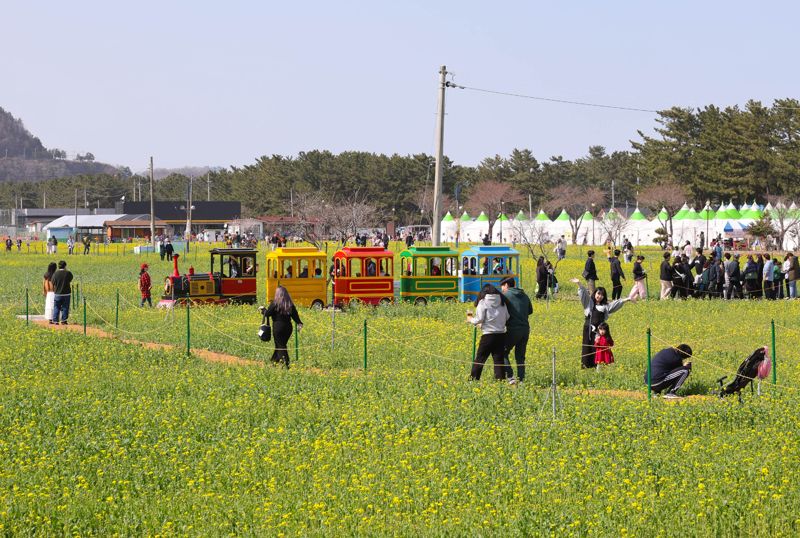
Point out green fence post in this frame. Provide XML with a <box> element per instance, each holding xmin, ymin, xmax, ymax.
<box><xmin>363</xmin><ymin>319</ymin><xmax>368</xmax><ymax>370</ymax></box>
<box><xmin>295</xmin><ymin>322</ymin><xmax>299</xmax><ymax>363</ymax></box>
<box><xmin>25</xmin><ymin>287</ymin><xmax>29</xmax><ymax>326</ymax></box>
<box><xmin>647</xmin><ymin>327</ymin><xmax>652</xmax><ymax>401</ymax></box>
<box><xmin>83</xmin><ymin>296</ymin><xmax>87</xmax><ymax>336</ymax></box>
<box><xmin>186</xmin><ymin>301</ymin><xmax>191</xmax><ymax>356</ymax></box>
<box><xmin>771</xmin><ymin>319</ymin><xmax>777</xmax><ymax>385</ymax></box>
<box><xmin>115</xmin><ymin>289</ymin><xmax>119</xmax><ymax>330</ymax></box>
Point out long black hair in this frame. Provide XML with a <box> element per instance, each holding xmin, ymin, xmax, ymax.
<box><xmin>474</xmin><ymin>283</ymin><xmax>507</xmax><ymax>307</ymax></box>
<box><xmin>596</xmin><ymin>322</ymin><xmax>612</xmax><ymax>340</ymax></box>
<box><xmin>593</xmin><ymin>286</ymin><xmax>608</xmax><ymax>305</ymax></box>
<box><xmin>44</xmin><ymin>262</ymin><xmax>57</xmax><ymax>281</ymax></box>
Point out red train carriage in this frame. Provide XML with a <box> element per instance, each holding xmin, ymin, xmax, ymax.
<box><xmin>331</xmin><ymin>246</ymin><xmax>394</xmax><ymax>307</ymax></box>
<box><xmin>160</xmin><ymin>248</ymin><xmax>258</xmax><ymax>306</ymax></box>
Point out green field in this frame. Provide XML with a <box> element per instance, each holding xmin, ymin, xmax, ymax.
<box><xmin>1</xmin><ymin>244</ymin><xmax>800</xmax><ymax>536</ymax></box>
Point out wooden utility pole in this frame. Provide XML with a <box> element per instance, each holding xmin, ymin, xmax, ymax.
<box><xmin>207</xmin><ymin>172</ymin><xmax>210</xmax><ymax>202</ymax></box>
<box><xmin>149</xmin><ymin>156</ymin><xmax>156</xmax><ymax>249</ymax></box>
<box><xmin>74</xmin><ymin>188</ymin><xmax>78</xmax><ymax>236</ymax></box>
<box><xmin>432</xmin><ymin>65</ymin><xmax>447</xmax><ymax>246</ymax></box>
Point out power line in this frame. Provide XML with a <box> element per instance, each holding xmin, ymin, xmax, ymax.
<box><xmin>447</xmin><ymin>82</ymin><xmax>658</xmax><ymax>113</ymax></box>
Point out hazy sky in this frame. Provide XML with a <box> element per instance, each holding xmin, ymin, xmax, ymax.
<box><xmin>3</xmin><ymin>1</ymin><xmax>799</xmax><ymax>170</ymax></box>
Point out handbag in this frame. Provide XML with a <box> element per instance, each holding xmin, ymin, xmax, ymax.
<box><xmin>581</xmin><ymin>269</ymin><xmax>590</xmax><ymax>280</ymax></box>
<box><xmin>258</xmin><ymin>312</ymin><xmax>271</xmax><ymax>342</ymax></box>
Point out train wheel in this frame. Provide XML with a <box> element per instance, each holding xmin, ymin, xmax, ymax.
<box><xmin>311</xmin><ymin>299</ymin><xmax>325</xmax><ymax>310</ymax></box>
<box><xmin>379</xmin><ymin>297</ymin><xmax>392</xmax><ymax>306</ymax></box>
<box><xmin>414</xmin><ymin>297</ymin><xmax>427</xmax><ymax>306</ymax></box>
<box><xmin>444</xmin><ymin>296</ymin><xmax>456</xmax><ymax>303</ymax></box>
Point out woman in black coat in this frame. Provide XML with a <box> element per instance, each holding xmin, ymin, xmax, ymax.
<box><xmin>535</xmin><ymin>256</ymin><xmax>549</xmax><ymax>299</ymax></box>
<box><xmin>260</xmin><ymin>286</ymin><xmax>303</xmax><ymax>367</ymax></box>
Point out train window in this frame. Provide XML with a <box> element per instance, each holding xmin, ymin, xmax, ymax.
<box><xmin>313</xmin><ymin>259</ymin><xmax>325</xmax><ymax>278</ymax></box>
<box><xmin>414</xmin><ymin>258</ymin><xmax>427</xmax><ymax>277</ymax></box>
<box><xmin>350</xmin><ymin>258</ymin><xmax>362</xmax><ymax>277</ymax></box>
<box><xmin>444</xmin><ymin>257</ymin><xmax>456</xmax><ymax>276</ymax></box>
<box><xmin>403</xmin><ymin>259</ymin><xmax>413</xmax><ymax>276</ymax></box>
<box><xmin>430</xmin><ymin>257</ymin><xmax>442</xmax><ymax>276</ymax></box>
<box><xmin>228</xmin><ymin>256</ymin><xmax>242</xmax><ymax>278</ymax></box>
<box><xmin>491</xmin><ymin>257</ymin><xmax>507</xmax><ymax>274</ymax></box>
<box><xmin>379</xmin><ymin>258</ymin><xmax>392</xmax><ymax>277</ymax></box>
<box><xmin>298</xmin><ymin>259</ymin><xmax>309</xmax><ymax>278</ymax></box>
<box><xmin>242</xmin><ymin>257</ymin><xmax>255</xmax><ymax>276</ymax></box>
<box><xmin>280</xmin><ymin>260</ymin><xmax>294</xmax><ymax>278</ymax></box>
<box><xmin>364</xmin><ymin>258</ymin><xmax>377</xmax><ymax>277</ymax></box>
<box><xmin>267</xmin><ymin>259</ymin><xmax>274</xmax><ymax>279</ymax></box>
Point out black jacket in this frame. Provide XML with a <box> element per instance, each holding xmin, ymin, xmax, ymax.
<box><xmin>632</xmin><ymin>261</ymin><xmax>646</xmax><ymax>281</ymax></box>
<box><xmin>660</xmin><ymin>260</ymin><xmax>672</xmax><ymax>281</ymax></box>
<box><xmin>584</xmin><ymin>258</ymin><xmax>598</xmax><ymax>280</ymax></box>
<box><xmin>51</xmin><ymin>269</ymin><xmax>73</xmax><ymax>295</ymax></box>
<box><xmin>693</xmin><ymin>254</ymin><xmax>707</xmax><ymax>275</ymax></box>
<box><xmin>646</xmin><ymin>347</ymin><xmax>688</xmax><ymax>384</ymax></box>
<box><xmin>609</xmin><ymin>256</ymin><xmax>625</xmax><ymax>281</ymax></box>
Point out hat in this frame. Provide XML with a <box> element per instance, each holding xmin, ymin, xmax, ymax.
<box><xmin>141</xmin><ymin>263</ymin><xmax>149</xmax><ymax>269</ymax></box>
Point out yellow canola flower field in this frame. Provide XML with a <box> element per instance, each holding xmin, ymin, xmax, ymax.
<box><xmin>1</xmin><ymin>244</ymin><xmax>800</xmax><ymax>536</ymax></box>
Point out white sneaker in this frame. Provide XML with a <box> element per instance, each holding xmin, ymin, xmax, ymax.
<box><xmin>663</xmin><ymin>392</ymin><xmax>683</xmax><ymax>400</ymax></box>
<box><xmin>508</xmin><ymin>378</ymin><xmax>518</xmax><ymax>385</ymax></box>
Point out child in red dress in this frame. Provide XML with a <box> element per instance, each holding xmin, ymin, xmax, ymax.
<box><xmin>594</xmin><ymin>322</ymin><xmax>614</xmax><ymax>368</ymax></box>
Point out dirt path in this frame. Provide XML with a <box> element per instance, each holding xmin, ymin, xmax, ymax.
<box><xmin>32</xmin><ymin>318</ymin><xmax>259</xmax><ymax>367</ymax></box>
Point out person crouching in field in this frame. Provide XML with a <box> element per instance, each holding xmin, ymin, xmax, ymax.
<box><xmin>571</xmin><ymin>278</ymin><xmax>633</xmax><ymax>369</ymax></box>
<box><xmin>646</xmin><ymin>344</ymin><xmax>693</xmax><ymax>400</ymax></box>
<box><xmin>466</xmin><ymin>284</ymin><xmax>509</xmax><ymax>381</ymax></box>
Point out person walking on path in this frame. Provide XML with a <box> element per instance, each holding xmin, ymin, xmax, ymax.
<box><xmin>583</xmin><ymin>250</ymin><xmax>599</xmax><ymax>294</ymax></box>
<box><xmin>260</xmin><ymin>286</ymin><xmax>303</xmax><ymax>368</ymax></box>
<box><xmin>466</xmin><ymin>284</ymin><xmax>510</xmax><ymax>381</ymax></box>
<box><xmin>138</xmin><ymin>263</ymin><xmax>152</xmax><ymax>307</ymax></box>
<box><xmin>659</xmin><ymin>252</ymin><xmax>673</xmax><ymax>299</ymax></box>
<box><xmin>628</xmin><ymin>255</ymin><xmax>647</xmax><ymax>301</ymax></box>
<box><xmin>82</xmin><ymin>235</ymin><xmax>91</xmax><ymax>255</ymax></box>
<box><xmin>609</xmin><ymin>249</ymin><xmax>625</xmax><ymax>300</ymax></box>
<box><xmin>645</xmin><ymin>344</ymin><xmax>693</xmax><ymax>399</ymax></box>
<box><xmin>500</xmin><ymin>276</ymin><xmax>532</xmax><ymax>383</ymax></box>
<box><xmin>50</xmin><ymin>260</ymin><xmax>73</xmax><ymax>325</ymax></box>
<box><xmin>571</xmin><ymin>278</ymin><xmax>632</xmax><ymax>369</ymax></box>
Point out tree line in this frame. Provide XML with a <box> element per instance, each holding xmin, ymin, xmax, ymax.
<box><xmin>2</xmin><ymin>99</ymin><xmax>800</xmax><ymax>231</ymax></box>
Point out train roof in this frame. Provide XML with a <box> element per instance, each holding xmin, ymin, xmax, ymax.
<box><xmin>210</xmin><ymin>248</ymin><xmax>258</xmax><ymax>255</ymax></box>
<box><xmin>334</xmin><ymin>246</ymin><xmax>394</xmax><ymax>257</ymax></box>
<box><xmin>460</xmin><ymin>245</ymin><xmax>520</xmax><ymax>256</ymax></box>
<box><xmin>267</xmin><ymin>246</ymin><xmax>326</xmax><ymax>259</ymax></box>
<box><xmin>400</xmin><ymin>246</ymin><xmax>459</xmax><ymax>257</ymax></box>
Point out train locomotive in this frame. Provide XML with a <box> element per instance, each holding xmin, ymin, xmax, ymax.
<box><xmin>160</xmin><ymin>248</ymin><xmax>258</xmax><ymax>306</ymax></box>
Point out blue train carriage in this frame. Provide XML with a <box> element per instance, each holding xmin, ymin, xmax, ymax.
<box><xmin>398</xmin><ymin>245</ymin><xmax>460</xmax><ymax>305</ymax></box>
<box><xmin>459</xmin><ymin>245</ymin><xmax>519</xmax><ymax>302</ymax></box>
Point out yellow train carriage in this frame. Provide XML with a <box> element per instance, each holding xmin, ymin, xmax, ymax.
<box><xmin>265</xmin><ymin>247</ymin><xmax>328</xmax><ymax>308</ymax></box>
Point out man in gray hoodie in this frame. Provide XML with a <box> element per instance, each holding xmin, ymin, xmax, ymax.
<box><xmin>500</xmin><ymin>277</ymin><xmax>533</xmax><ymax>383</ymax></box>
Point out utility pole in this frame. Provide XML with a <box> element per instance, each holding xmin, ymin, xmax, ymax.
<box><xmin>432</xmin><ymin>65</ymin><xmax>447</xmax><ymax>246</ymax></box>
<box><xmin>290</xmin><ymin>187</ymin><xmax>294</xmax><ymax>218</ymax></box>
<box><xmin>206</xmin><ymin>172</ymin><xmax>210</xmax><ymax>202</ymax></box>
<box><xmin>84</xmin><ymin>188</ymin><xmax>88</xmax><ymax>209</ymax></box>
<box><xmin>149</xmin><ymin>156</ymin><xmax>156</xmax><ymax>249</ymax></box>
<box><xmin>43</xmin><ymin>190</ymin><xmax>46</xmax><ymax>209</ymax></box>
<box><xmin>611</xmin><ymin>178</ymin><xmax>616</xmax><ymax>208</ymax></box>
<box><xmin>185</xmin><ymin>176</ymin><xmax>193</xmax><ymax>248</ymax></box>
<box><xmin>133</xmin><ymin>176</ymin><xmax>137</xmax><ymax>202</ymax></box>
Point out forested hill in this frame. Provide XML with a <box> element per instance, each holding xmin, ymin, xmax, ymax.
<box><xmin>0</xmin><ymin>107</ymin><xmax>123</xmax><ymax>182</ymax></box>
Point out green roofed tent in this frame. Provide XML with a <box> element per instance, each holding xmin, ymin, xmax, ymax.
<box><xmin>515</xmin><ymin>210</ymin><xmax>529</xmax><ymax>221</ymax></box>
<box><xmin>555</xmin><ymin>209</ymin><xmax>570</xmax><ymax>221</ymax></box>
<box><xmin>534</xmin><ymin>209</ymin><xmax>550</xmax><ymax>221</ymax></box>
<box><xmin>656</xmin><ymin>207</ymin><xmax>669</xmax><ymax>221</ymax></box>
<box><xmin>497</xmin><ymin>213</ymin><xmax>509</xmax><ymax>221</ymax></box>
<box><xmin>686</xmin><ymin>207</ymin><xmax>699</xmax><ymax>221</ymax></box>
<box><xmin>441</xmin><ymin>211</ymin><xmax>454</xmax><ymax>222</ymax></box>
<box><xmin>698</xmin><ymin>205</ymin><xmax>716</xmax><ymax>221</ymax></box>
<box><xmin>673</xmin><ymin>203</ymin><xmax>690</xmax><ymax>220</ymax></box>
<box><xmin>475</xmin><ymin>211</ymin><xmax>489</xmax><ymax>222</ymax></box>
<box><xmin>628</xmin><ymin>207</ymin><xmax>646</xmax><ymax>221</ymax></box>
<box><xmin>582</xmin><ymin>211</ymin><xmax>593</xmax><ymax>221</ymax></box>
<box><xmin>460</xmin><ymin>211</ymin><xmax>471</xmax><ymax>221</ymax></box>
<box><xmin>725</xmin><ymin>202</ymin><xmax>741</xmax><ymax>220</ymax></box>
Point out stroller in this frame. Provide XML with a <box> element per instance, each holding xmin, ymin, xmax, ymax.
<box><xmin>717</xmin><ymin>346</ymin><xmax>771</xmax><ymax>403</ymax></box>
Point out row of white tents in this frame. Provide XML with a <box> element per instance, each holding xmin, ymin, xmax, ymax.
<box><xmin>440</xmin><ymin>201</ymin><xmax>800</xmax><ymax>250</ymax></box>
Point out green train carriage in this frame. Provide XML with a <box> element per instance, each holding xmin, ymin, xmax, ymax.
<box><xmin>398</xmin><ymin>246</ymin><xmax>459</xmax><ymax>305</ymax></box>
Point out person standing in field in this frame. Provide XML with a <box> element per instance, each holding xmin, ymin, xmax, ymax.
<box><xmin>593</xmin><ymin>322</ymin><xmax>614</xmax><ymax>369</ymax></box>
<box><xmin>659</xmin><ymin>252</ymin><xmax>673</xmax><ymax>299</ymax></box>
<box><xmin>608</xmin><ymin>249</ymin><xmax>625</xmax><ymax>300</ymax></box>
<box><xmin>499</xmin><ymin>276</ymin><xmax>532</xmax><ymax>384</ymax></box>
<box><xmin>43</xmin><ymin>262</ymin><xmax>57</xmax><ymax>321</ymax></box>
<box><xmin>466</xmin><ymin>284</ymin><xmax>509</xmax><ymax>381</ymax></box>
<box><xmin>138</xmin><ymin>263</ymin><xmax>152</xmax><ymax>307</ymax></box>
<box><xmin>628</xmin><ymin>255</ymin><xmax>647</xmax><ymax>301</ymax></box>
<box><xmin>50</xmin><ymin>260</ymin><xmax>73</xmax><ymax>325</ymax></box>
<box><xmin>583</xmin><ymin>250</ymin><xmax>598</xmax><ymax>294</ymax></box>
<box><xmin>535</xmin><ymin>256</ymin><xmax>548</xmax><ymax>299</ymax></box>
<box><xmin>260</xmin><ymin>286</ymin><xmax>303</xmax><ymax>368</ymax></box>
<box><xmin>571</xmin><ymin>278</ymin><xmax>633</xmax><ymax>369</ymax></box>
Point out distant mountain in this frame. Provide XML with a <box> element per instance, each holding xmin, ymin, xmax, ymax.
<box><xmin>0</xmin><ymin>106</ymin><xmax>124</xmax><ymax>182</ymax></box>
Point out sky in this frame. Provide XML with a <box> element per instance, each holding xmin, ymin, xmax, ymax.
<box><xmin>3</xmin><ymin>1</ymin><xmax>800</xmax><ymax>171</ymax></box>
